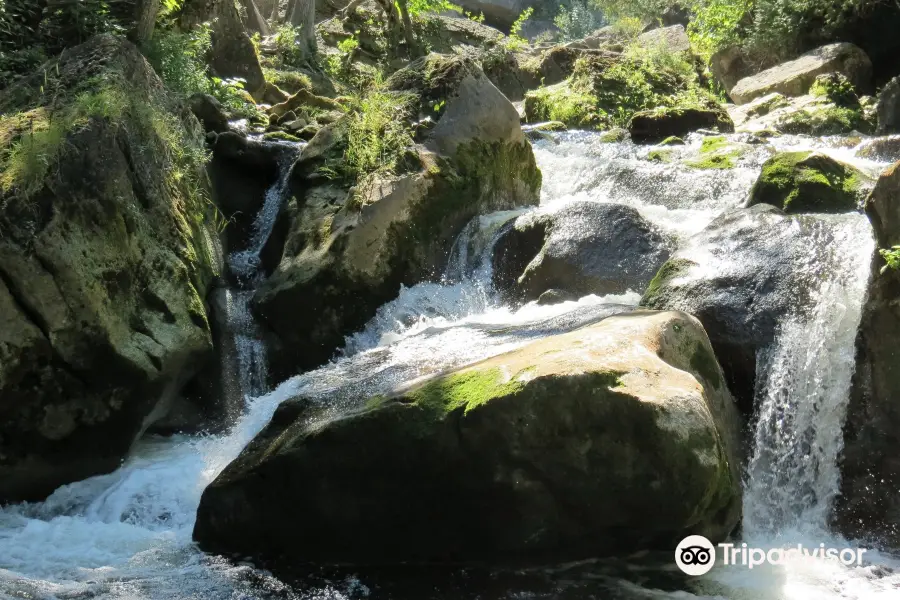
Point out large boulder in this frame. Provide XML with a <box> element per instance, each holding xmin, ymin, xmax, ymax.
<box><xmin>730</xmin><ymin>43</ymin><xmax>872</xmax><ymax>105</ymax></box>
<box><xmin>492</xmin><ymin>202</ymin><xmax>674</xmax><ymax>301</ymax></box>
<box><xmin>254</xmin><ymin>55</ymin><xmax>541</xmax><ymax>380</ymax></box>
<box><xmin>876</xmin><ymin>76</ymin><xmax>900</xmax><ymax>135</ymax></box>
<box><xmin>0</xmin><ymin>35</ymin><xmax>221</xmax><ymax>502</ymax></box>
<box><xmin>636</xmin><ymin>24</ymin><xmax>690</xmax><ymax>53</ymax></box>
<box><xmin>628</xmin><ymin>107</ymin><xmax>734</xmax><ymax>144</ymax></box>
<box><xmin>747</xmin><ymin>151</ymin><xmax>872</xmax><ymax>214</ymax></box>
<box><xmin>194</xmin><ymin>311</ymin><xmax>743</xmax><ymax>566</ymax></box>
<box><xmin>641</xmin><ymin>205</ymin><xmax>850</xmax><ymax>411</ymax></box>
<box><xmin>710</xmin><ymin>46</ymin><xmax>754</xmax><ymax>94</ymax></box>
<box><xmin>839</xmin><ymin>162</ymin><xmax>900</xmax><ymax>546</ymax></box>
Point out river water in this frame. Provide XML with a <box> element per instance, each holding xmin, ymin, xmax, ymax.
<box><xmin>1</xmin><ymin>131</ymin><xmax>899</xmax><ymax>599</ymax></box>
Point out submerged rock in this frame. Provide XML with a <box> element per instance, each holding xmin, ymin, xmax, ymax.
<box><xmin>254</xmin><ymin>55</ymin><xmax>541</xmax><ymax>379</ymax></box>
<box><xmin>0</xmin><ymin>35</ymin><xmax>221</xmax><ymax>502</ymax></box>
<box><xmin>492</xmin><ymin>202</ymin><xmax>673</xmax><ymax>302</ymax></box>
<box><xmin>730</xmin><ymin>43</ymin><xmax>872</xmax><ymax>105</ymax></box>
<box><xmin>194</xmin><ymin>311</ymin><xmax>743</xmax><ymax>566</ymax></box>
<box><xmin>747</xmin><ymin>151</ymin><xmax>871</xmax><ymax>214</ymax></box>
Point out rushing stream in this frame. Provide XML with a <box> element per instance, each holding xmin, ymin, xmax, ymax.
<box><xmin>2</xmin><ymin>131</ymin><xmax>900</xmax><ymax>599</ymax></box>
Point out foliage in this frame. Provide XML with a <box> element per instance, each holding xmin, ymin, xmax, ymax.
<box><xmin>555</xmin><ymin>0</ymin><xmax>602</xmax><ymax>42</ymax></box>
<box><xmin>503</xmin><ymin>7</ymin><xmax>533</xmax><ymax>51</ymax></box>
<box><xmin>144</xmin><ymin>25</ymin><xmax>264</xmax><ymax>121</ymax></box>
<box><xmin>0</xmin><ymin>0</ymin><xmax>121</xmax><ymax>84</ymax></box>
<box><xmin>273</xmin><ymin>23</ymin><xmax>307</xmax><ymax>68</ymax></box>
<box><xmin>323</xmin><ymin>34</ymin><xmax>360</xmax><ymax>81</ymax></box>
<box><xmin>344</xmin><ymin>81</ymin><xmax>416</xmax><ymax>181</ymax></box>
<box><xmin>809</xmin><ymin>73</ymin><xmax>859</xmax><ymax>108</ymax></box>
<box><xmin>880</xmin><ymin>246</ymin><xmax>900</xmax><ymax>274</ymax></box>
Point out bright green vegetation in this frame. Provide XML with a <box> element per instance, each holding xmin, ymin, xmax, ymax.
<box><xmin>590</xmin><ymin>0</ymin><xmax>875</xmax><ymax>63</ymax></box>
<box><xmin>684</xmin><ymin>135</ymin><xmax>745</xmax><ymax>170</ymax></box>
<box><xmin>143</xmin><ymin>26</ymin><xmax>265</xmax><ymax>121</ymax></box>
<box><xmin>648</xmin><ymin>149</ymin><xmax>675</xmax><ymax>163</ymax></box>
<box><xmin>406</xmin><ymin>368</ymin><xmax>529</xmax><ymax>414</ymax></box>
<box><xmin>660</xmin><ymin>136</ymin><xmax>685</xmax><ymax>145</ymax></box>
<box><xmin>525</xmin><ymin>47</ymin><xmax>716</xmax><ymax>130</ymax></box>
<box><xmin>748</xmin><ymin>151</ymin><xmax>867</xmax><ymax>213</ymax></box>
<box><xmin>880</xmin><ymin>247</ymin><xmax>900</xmax><ymax>273</ymax></box>
<box><xmin>345</xmin><ymin>86</ymin><xmax>417</xmax><ymax>180</ymax></box>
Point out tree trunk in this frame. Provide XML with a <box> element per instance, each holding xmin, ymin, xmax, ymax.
<box><xmin>288</xmin><ymin>0</ymin><xmax>317</xmax><ymax>56</ymax></box>
<box><xmin>397</xmin><ymin>0</ymin><xmax>417</xmax><ymax>54</ymax></box>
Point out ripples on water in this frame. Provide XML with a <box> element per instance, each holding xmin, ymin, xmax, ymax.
<box><xmin>2</xmin><ymin>132</ymin><xmax>899</xmax><ymax>600</ymax></box>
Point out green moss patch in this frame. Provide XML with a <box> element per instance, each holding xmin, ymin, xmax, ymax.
<box><xmin>641</xmin><ymin>258</ymin><xmax>698</xmax><ymax>306</ymax></box>
<box><xmin>748</xmin><ymin>151</ymin><xmax>869</xmax><ymax>214</ymax></box>
<box><xmin>683</xmin><ymin>136</ymin><xmax>747</xmax><ymax>170</ymax></box>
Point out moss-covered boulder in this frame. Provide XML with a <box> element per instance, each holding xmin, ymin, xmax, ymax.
<box><xmin>194</xmin><ymin>311</ymin><xmax>743</xmax><ymax>566</ymax></box>
<box><xmin>747</xmin><ymin>151</ymin><xmax>871</xmax><ymax>214</ymax></box>
<box><xmin>254</xmin><ymin>55</ymin><xmax>541</xmax><ymax>379</ymax></box>
<box><xmin>683</xmin><ymin>135</ymin><xmax>750</xmax><ymax>170</ymax></box>
<box><xmin>525</xmin><ymin>54</ymin><xmax>717</xmax><ymax>131</ymax></box>
<box><xmin>0</xmin><ymin>35</ymin><xmax>221</xmax><ymax>502</ymax></box>
<box><xmin>628</xmin><ymin>107</ymin><xmax>734</xmax><ymax>144</ymax></box>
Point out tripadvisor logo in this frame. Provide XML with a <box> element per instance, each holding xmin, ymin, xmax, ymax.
<box><xmin>675</xmin><ymin>535</ymin><xmax>716</xmax><ymax>576</ymax></box>
<box><xmin>675</xmin><ymin>535</ymin><xmax>868</xmax><ymax>576</ymax></box>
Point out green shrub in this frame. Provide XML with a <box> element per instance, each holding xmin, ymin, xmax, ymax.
<box><xmin>144</xmin><ymin>26</ymin><xmax>264</xmax><ymax>121</ymax></box>
<box><xmin>345</xmin><ymin>85</ymin><xmax>417</xmax><ymax>179</ymax></box>
<box><xmin>555</xmin><ymin>1</ymin><xmax>602</xmax><ymax>42</ymax></box>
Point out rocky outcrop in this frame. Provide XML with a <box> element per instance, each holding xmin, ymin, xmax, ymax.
<box><xmin>641</xmin><ymin>205</ymin><xmax>849</xmax><ymax>411</ymax></box>
<box><xmin>730</xmin><ymin>43</ymin><xmax>872</xmax><ymax>105</ymax></box>
<box><xmin>710</xmin><ymin>46</ymin><xmax>754</xmax><ymax>94</ymax></box>
<box><xmin>876</xmin><ymin>77</ymin><xmax>900</xmax><ymax>135</ymax></box>
<box><xmin>839</xmin><ymin>162</ymin><xmax>900</xmax><ymax>545</ymax></box>
<box><xmin>635</xmin><ymin>24</ymin><xmax>690</xmax><ymax>53</ymax></box>
<box><xmin>628</xmin><ymin>107</ymin><xmax>734</xmax><ymax>144</ymax></box>
<box><xmin>254</xmin><ymin>55</ymin><xmax>541</xmax><ymax>379</ymax></box>
<box><xmin>194</xmin><ymin>311</ymin><xmax>742</xmax><ymax>566</ymax></box>
<box><xmin>453</xmin><ymin>0</ymin><xmax>540</xmax><ymax>31</ymax></box>
<box><xmin>747</xmin><ymin>152</ymin><xmax>871</xmax><ymax>214</ymax></box>
<box><xmin>0</xmin><ymin>35</ymin><xmax>221</xmax><ymax>502</ymax></box>
<box><xmin>492</xmin><ymin>202</ymin><xmax>673</xmax><ymax>301</ymax></box>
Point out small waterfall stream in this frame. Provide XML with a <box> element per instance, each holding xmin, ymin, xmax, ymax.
<box><xmin>2</xmin><ymin>131</ymin><xmax>900</xmax><ymax>599</ymax></box>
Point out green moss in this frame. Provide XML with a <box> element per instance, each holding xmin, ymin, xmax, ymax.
<box><xmin>524</xmin><ymin>83</ymin><xmax>600</xmax><ymax>129</ymax></box>
<box><xmin>660</xmin><ymin>136</ymin><xmax>685</xmax><ymax>146</ymax></box>
<box><xmin>264</xmin><ymin>68</ymin><xmax>313</xmax><ymax>94</ymax></box>
<box><xmin>262</xmin><ymin>131</ymin><xmax>303</xmax><ymax>143</ymax></box>
<box><xmin>683</xmin><ymin>135</ymin><xmax>746</xmax><ymax>170</ymax></box>
<box><xmin>690</xmin><ymin>342</ymin><xmax>723</xmax><ymax>391</ymax></box>
<box><xmin>641</xmin><ymin>258</ymin><xmax>697</xmax><ymax>307</ymax></box>
<box><xmin>776</xmin><ymin>105</ymin><xmax>870</xmax><ymax>136</ymax></box>
<box><xmin>648</xmin><ymin>149</ymin><xmax>675</xmax><ymax>163</ymax></box>
<box><xmin>599</xmin><ymin>128</ymin><xmax>629</xmax><ymax>143</ymax></box>
<box><xmin>407</xmin><ymin>368</ymin><xmax>528</xmax><ymax>414</ymax></box>
<box><xmin>748</xmin><ymin>151</ymin><xmax>867</xmax><ymax>213</ymax></box>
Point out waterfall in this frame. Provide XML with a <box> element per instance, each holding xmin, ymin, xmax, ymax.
<box><xmin>222</xmin><ymin>144</ymin><xmax>300</xmax><ymax>400</ymax></box>
<box><xmin>743</xmin><ymin>215</ymin><xmax>876</xmax><ymax>538</ymax></box>
<box><xmin>2</xmin><ymin>130</ymin><xmax>899</xmax><ymax>600</ymax></box>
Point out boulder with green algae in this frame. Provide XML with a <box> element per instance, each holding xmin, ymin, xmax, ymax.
<box><xmin>747</xmin><ymin>151</ymin><xmax>871</xmax><ymax>213</ymax></box>
<box><xmin>254</xmin><ymin>55</ymin><xmax>541</xmax><ymax>380</ymax></box>
<box><xmin>194</xmin><ymin>311</ymin><xmax>743</xmax><ymax>566</ymax></box>
<box><xmin>0</xmin><ymin>35</ymin><xmax>221</xmax><ymax>502</ymax></box>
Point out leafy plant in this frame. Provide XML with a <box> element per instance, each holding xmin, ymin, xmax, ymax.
<box><xmin>555</xmin><ymin>0</ymin><xmax>601</xmax><ymax>42</ymax></box>
<box><xmin>503</xmin><ymin>7</ymin><xmax>533</xmax><ymax>51</ymax></box>
<box><xmin>881</xmin><ymin>246</ymin><xmax>900</xmax><ymax>274</ymax></box>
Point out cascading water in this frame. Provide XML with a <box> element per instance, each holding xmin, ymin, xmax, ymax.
<box><xmin>224</xmin><ymin>143</ymin><xmax>301</xmax><ymax>400</ymax></box>
<box><xmin>2</xmin><ymin>130</ymin><xmax>900</xmax><ymax>600</ymax></box>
